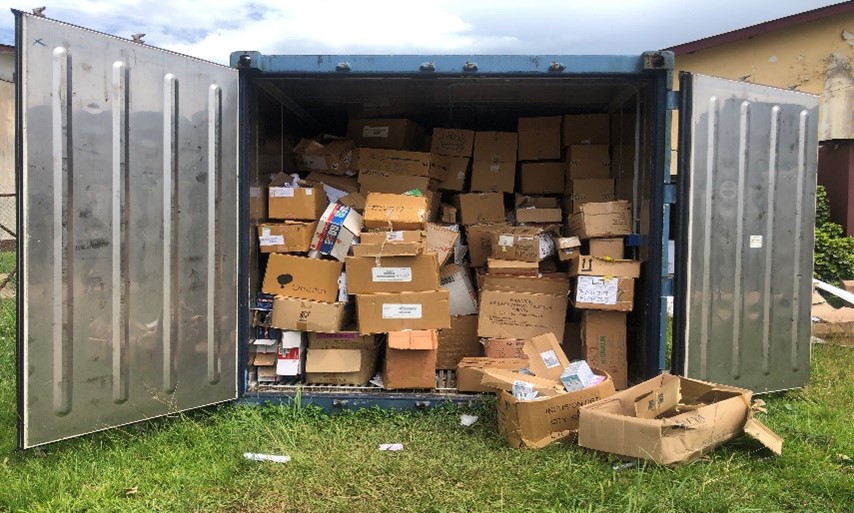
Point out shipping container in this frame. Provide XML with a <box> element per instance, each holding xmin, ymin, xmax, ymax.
<box><xmin>13</xmin><ymin>11</ymin><xmax>819</xmax><ymax>448</ymax></box>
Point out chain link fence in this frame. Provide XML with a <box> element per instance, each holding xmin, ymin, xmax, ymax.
<box><xmin>0</xmin><ymin>193</ymin><xmax>16</xmax><ymax>333</ymax></box>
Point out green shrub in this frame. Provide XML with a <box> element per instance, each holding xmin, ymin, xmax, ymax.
<box><xmin>813</xmin><ymin>185</ymin><xmax>854</xmax><ymax>285</ymax></box>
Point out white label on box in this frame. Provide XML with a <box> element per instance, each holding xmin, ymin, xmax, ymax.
<box><xmin>363</xmin><ymin>126</ymin><xmax>390</xmax><ymax>138</ymax></box>
<box><xmin>539</xmin><ymin>350</ymin><xmax>561</xmax><ymax>369</ymax></box>
<box><xmin>386</xmin><ymin>231</ymin><xmax>405</xmax><ymax>242</ymax></box>
<box><xmin>259</xmin><ymin>235</ymin><xmax>285</xmax><ymax>247</ymax></box>
<box><xmin>498</xmin><ymin>235</ymin><xmax>514</xmax><ymax>247</ymax></box>
<box><xmin>382</xmin><ymin>304</ymin><xmax>423</xmax><ymax>319</ymax></box>
<box><xmin>372</xmin><ymin>267</ymin><xmax>413</xmax><ymax>282</ymax></box>
<box><xmin>270</xmin><ymin>187</ymin><xmax>294</xmax><ymax>198</ymax></box>
<box><xmin>576</xmin><ymin>276</ymin><xmax>619</xmax><ymax>305</ymax></box>
<box><xmin>305</xmin><ymin>188</ymin><xmax>313</xmax><ymax>195</ymax></box>
<box><xmin>749</xmin><ymin>235</ymin><xmax>763</xmax><ymax>248</ymax></box>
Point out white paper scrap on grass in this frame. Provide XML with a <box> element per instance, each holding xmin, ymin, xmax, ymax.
<box><xmin>243</xmin><ymin>453</ymin><xmax>291</xmax><ymax>463</ymax></box>
<box><xmin>379</xmin><ymin>444</ymin><xmax>404</xmax><ymax>451</ymax></box>
<box><xmin>460</xmin><ymin>414</ymin><xmax>479</xmax><ymax>427</ymax></box>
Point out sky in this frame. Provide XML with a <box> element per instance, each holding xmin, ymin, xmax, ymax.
<box><xmin>0</xmin><ymin>0</ymin><xmax>846</xmax><ymax>64</ymax></box>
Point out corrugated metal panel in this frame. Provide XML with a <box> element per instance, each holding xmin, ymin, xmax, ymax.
<box><xmin>17</xmin><ymin>13</ymin><xmax>239</xmax><ymax>448</ymax></box>
<box><xmin>677</xmin><ymin>74</ymin><xmax>818</xmax><ymax>392</ymax></box>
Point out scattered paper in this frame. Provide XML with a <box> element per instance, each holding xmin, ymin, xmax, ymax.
<box><xmin>460</xmin><ymin>414</ymin><xmax>479</xmax><ymax>427</ymax></box>
<box><xmin>369</xmin><ymin>373</ymin><xmax>385</xmax><ymax>389</ymax></box>
<box><xmin>379</xmin><ymin>444</ymin><xmax>404</xmax><ymax>451</ymax></box>
<box><xmin>243</xmin><ymin>452</ymin><xmax>291</xmax><ymax>463</ymax></box>
<box><xmin>613</xmin><ymin>461</ymin><xmax>636</xmax><ymax>470</ymax></box>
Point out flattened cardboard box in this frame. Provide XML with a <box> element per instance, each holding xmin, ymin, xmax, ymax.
<box><xmin>517</xmin><ymin>116</ymin><xmax>561</xmax><ymax>161</ymax></box>
<box><xmin>478</xmin><ymin>289</ymin><xmax>568</xmax><ymax>341</ymax></box>
<box><xmin>363</xmin><ymin>193</ymin><xmax>429</xmax><ymax>231</ymax></box>
<box><xmin>569</xmin><ymin>256</ymin><xmax>641</xmax><ymax>278</ymax></box>
<box><xmin>262</xmin><ymin>254</ymin><xmax>343</xmax><ymax>303</ymax></box>
<box><xmin>268</xmin><ymin>173</ymin><xmax>327</xmax><ymax>221</ymax></box>
<box><xmin>568</xmin><ymin>200</ymin><xmax>631</xmax><ymax>239</ymax></box>
<box><xmin>347</xmin><ymin>118</ymin><xmax>425</xmax><ymax>150</ymax></box>
<box><xmin>426</xmin><ymin>223</ymin><xmax>459</xmax><ymax>266</ymax></box>
<box><xmin>270</xmin><ymin>296</ymin><xmax>350</xmax><ymax>333</ymax></box>
<box><xmin>581</xmin><ymin>311</ymin><xmax>627</xmax><ymax>390</ymax></box>
<box><xmin>470</xmin><ymin>161</ymin><xmax>516</xmax><ymax>193</ymax></box>
<box><xmin>305</xmin><ymin>332</ymin><xmax>378</xmax><ymax>386</ymax></box>
<box><xmin>456</xmin><ymin>357</ymin><xmax>528</xmax><ymax>392</ymax></box>
<box><xmin>345</xmin><ymin>252</ymin><xmax>440</xmax><ymax>294</ymax></box>
<box><xmin>578</xmin><ymin>374</ymin><xmax>782</xmax><ymax>464</ymax></box>
<box><xmin>258</xmin><ymin>222</ymin><xmax>317</xmax><ymax>253</ymax></box>
<box><xmin>473</xmin><ymin>131</ymin><xmax>518</xmax><ymax>163</ymax></box>
<box><xmin>431</xmin><ymin>128</ymin><xmax>475</xmax><ymax>157</ymax></box>
<box><xmin>433</xmin><ymin>154</ymin><xmax>470</xmax><ymax>192</ymax></box>
<box><xmin>566</xmin><ymin>145</ymin><xmax>611</xmax><ymax>180</ymax></box>
<box><xmin>436</xmin><ymin>315</ymin><xmax>481</xmax><ymax>370</ymax></box>
<box><xmin>518</xmin><ymin>162</ymin><xmax>564</xmax><ymax>194</ymax></box>
<box><xmin>563</xmin><ymin>114</ymin><xmax>610</xmax><ymax>146</ymax></box>
<box><xmin>358</xmin><ymin>169</ymin><xmax>433</xmax><ymax>196</ymax></box>
<box><xmin>454</xmin><ymin>193</ymin><xmax>505</xmax><ymax>226</ymax></box>
<box><xmin>440</xmin><ymin>263</ymin><xmax>478</xmax><ymax>316</ymax></box>
<box><xmin>295</xmin><ymin>138</ymin><xmax>356</xmax><ymax>175</ymax></box>
<box><xmin>356</xmin><ymin>289</ymin><xmax>451</xmax><ymax>334</ymax></box>
<box><xmin>497</xmin><ymin>369</ymin><xmax>615</xmax><ymax>449</ymax></box>
<box><xmin>384</xmin><ymin>330</ymin><xmax>438</xmax><ymax>390</ymax></box>
<box><xmin>357</xmin><ymin>148</ymin><xmax>435</xmax><ymax>178</ymax></box>
<box><xmin>574</xmin><ymin>276</ymin><xmax>635</xmax><ymax>312</ymax></box>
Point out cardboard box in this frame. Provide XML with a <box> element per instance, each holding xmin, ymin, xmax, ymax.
<box><xmin>356</xmin><ymin>290</ymin><xmax>451</xmax><ymax>334</ymax></box>
<box><xmin>262</xmin><ymin>254</ymin><xmax>343</xmax><ymax>302</ymax></box>
<box><xmin>440</xmin><ymin>263</ymin><xmax>478</xmax><ymax>316</ymax></box>
<box><xmin>563</xmin><ymin>114</ymin><xmax>610</xmax><ymax>146</ymax></box>
<box><xmin>338</xmin><ymin>192</ymin><xmax>367</xmax><ymax>213</ymax></box>
<box><xmin>309</xmin><ymin>203</ymin><xmax>362</xmax><ymax>262</ymax></box>
<box><xmin>589</xmin><ymin>238</ymin><xmax>623</xmax><ymax>259</ymax></box>
<box><xmin>478</xmin><ymin>289</ymin><xmax>568</xmax><ymax>341</ymax></box>
<box><xmin>516</xmin><ymin>208</ymin><xmax>562</xmax><ymax>225</ymax></box>
<box><xmin>295</xmin><ymin>138</ymin><xmax>356</xmax><ymax>176</ymax></box>
<box><xmin>431</xmin><ymin>128</ymin><xmax>475</xmax><ymax>157</ymax></box>
<box><xmin>357</xmin><ymin>148</ymin><xmax>435</xmax><ymax>178</ymax></box>
<box><xmin>574</xmin><ymin>276</ymin><xmax>635</xmax><ymax>311</ymax></box>
<box><xmin>436</xmin><ymin>315</ymin><xmax>481</xmax><ymax>369</ymax></box>
<box><xmin>276</xmin><ymin>331</ymin><xmax>305</xmax><ymax>376</ymax></box>
<box><xmin>305</xmin><ymin>171</ymin><xmax>359</xmax><ymax>194</ymax></box>
<box><xmin>470</xmin><ymin>161</ymin><xmax>516</xmax><ymax>193</ymax></box>
<box><xmin>455</xmin><ymin>193</ymin><xmax>505</xmax><ymax>226</ymax></box>
<box><xmin>482</xmin><ymin>338</ymin><xmax>527</xmax><ymax>359</ymax></box>
<box><xmin>305</xmin><ymin>332</ymin><xmax>378</xmax><ymax>385</ymax></box>
<box><xmin>581</xmin><ymin>311</ymin><xmax>627</xmax><ymax>390</ymax></box>
<box><xmin>487</xmin><ymin>259</ymin><xmax>539</xmax><ymax>276</ymax></box>
<box><xmin>516</xmin><ymin>194</ymin><xmax>560</xmax><ymax>209</ymax></box>
<box><xmin>568</xmin><ymin>201</ymin><xmax>632</xmax><ymax>239</ymax></box>
<box><xmin>358</xmin><ymin>169</ymin><xmax>433</xmax><ymax>196</ymax></box>
<box><xmin>481</xmin><ymin>273</ymin><xmax>570</xmax><ymax>296</ymax></box>
<box><xmin>465</xmin><ymin>223</ymin><xmax>507</xmax><ymax>267</ymax></box>
<box><xmin>496</xmin><ymin>369</ymin><xmax>615</xmax><ymax>448</ymax></box>
<box><xmin>567</xmin><ymin>178</ymin><xmax>616</xmax><ymax>210</ymax></box>
<box><xmin>258</xmin><ymin>222</ymin><xmax>317</xmax><ymax>254</ymax></box>
<box><xmin>518</xmin><ymin>162</ymin><xmax>564</xmax><ymax>194</ymax></box>
<box><xmin>480</xmin><ymin>368</ymin><xmax>565</xmax><ymax>397</ymax></box>
<box><xmin>490</xmin><ymin>226</ymin><xmax>555</xmax><ymax>262</ymax></box>
<box><xmin>578</xmin><ymin>374</ymin><xmax>782</xmax><ymax>464</ymax></box>
<box><xmin>347</xmin><ymin>118</ymin><xmax>425</xmax><ymax>150</ymax></box>
<box><xmin>352</xmin><ymin>230</ymin><xmax>426</xmax><ymax>257</ymax></box>
<box><xmin>569</xmin><ymin>256</ymin><xmax>641</xmax><ymax>278</ymax></box>
<box><xmin>383</xmin><ymin>330</ymin><xmax>438</xmax><ymax>390</ymax></box>
<box><xmin>433</xmin><ymin>154</ymin><xmax>470</xmax><ymax>192</ymax></box>
<box><xmin>456</xmin><ymin>357</ymin><xmax>528</xmax><ymax>392</ymax></box>
<box><xmin>522</xmin><ymin>332</ymin><xmax>570</xmax><ymax>381</ymax></box>
<box><xmin>517</xmin><ymin>116</ymin><xmax>561</xmax><ymax>161</ymax></box>
<box><xmin>268</xmin><ymin>173</ymin><xmax>327</xmax><ymax>221</ymax></box>
<box><xmin>556</xmin><ymin>237</ymin><xmax>582</xmax><ymax>262</ymax></box>
<box><xmin>567</xmin><ymin>145</ymin><xmax>611</xmax><ymax>180</ymax></box>
<box><xmin>426</xmin><ymin>223</ymin><xmax>459</xmax><ymax>266</ymax></box>
<box><xmin>473</xmin><ymin>131</ymin><xmax>518</xmax><ymax>163</ymax></box>
<box><xmin>270</xmin><ymin>296</ymin><xmax>350</xmax><ymax>333</ymax></box>
<box><xmin>363</xmin><ymin>193</ymin><xmax>429</xmax><ymax>231</ymax></box>
<box><xmin>345</xmin><ymin>253</ymin><xmax>440</xmax><ymax>294</ymax></box>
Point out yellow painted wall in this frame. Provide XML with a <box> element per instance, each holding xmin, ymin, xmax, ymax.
<box><xmin>671</xmin><ymin>11</ymin><xmax>854</xmax><ymax>170</ymax></box>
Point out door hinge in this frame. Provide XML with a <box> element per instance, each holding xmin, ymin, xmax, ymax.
<box><xmin>664</xmin><ymin>183</ymin><xmax>676</xmax><ymax>204</ymax></box>
<box><xmin>666</xmin><ymin>90</ymin><xmax>680</xmax><ymax>111</ymax></box>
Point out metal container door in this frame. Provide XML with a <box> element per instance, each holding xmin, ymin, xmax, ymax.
<box><xmin>16</xmin><ymin>12</ymin><xmax>239</xmax><ymax>448</ymax></box>
<box><xmin>674</xmin><ymin>73</ymin><xmax>818</xmax><ymax>392</ymax></box>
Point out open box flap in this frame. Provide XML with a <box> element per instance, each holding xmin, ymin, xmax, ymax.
<box><xmin>743</xmin><ymin>417</ymin><xmax>784</xmax><ymax>455</ymax></box>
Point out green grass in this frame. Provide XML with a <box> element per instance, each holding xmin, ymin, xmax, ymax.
<box><xmin>1</xmin><ymin>318</ymin><xmax>853</xmax><ymax>512</ymax></box>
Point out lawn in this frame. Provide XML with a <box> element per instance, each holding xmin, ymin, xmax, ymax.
<box><xmin>0</xmin><ymin>317</ymin><xmax>853</xmax><ymax>512</ymax></box>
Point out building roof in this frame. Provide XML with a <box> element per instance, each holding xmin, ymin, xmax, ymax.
<box><xmin>666</xmin><ymin>1</ymin><xmax>854</xmax><ymax>55</ymax></box>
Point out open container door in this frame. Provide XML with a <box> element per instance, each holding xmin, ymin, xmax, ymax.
<box><xmin>16</xmin><ymin>11</ymin><xmax>240</xmax><ymax>448</ymax></box>
<box><xmin>674</xmin><ymin>73</ymin><xmax>818</xmax><ymax>392</ymax></box>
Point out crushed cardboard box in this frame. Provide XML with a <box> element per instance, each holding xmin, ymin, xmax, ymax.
<box><xmin>456</xmin><ymin>357</ymin><xmax>528</xmax><ymax>392</ymax></box>
<box><xmin>294</xmin><ymin>138</ymin><xmax>356</xmax><ymax>176</ymax></box>
<box><xmin>309</xmin><ymin>203</ymin><xmax>362</xmax><ymax>262</ymax></box>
